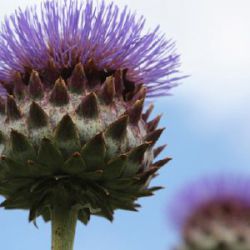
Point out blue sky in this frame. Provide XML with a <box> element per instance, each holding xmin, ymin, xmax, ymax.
<box><xmin>0</xmin><ymin>0</ymin><xmax>250</xmax><ymax>249</ymax></box>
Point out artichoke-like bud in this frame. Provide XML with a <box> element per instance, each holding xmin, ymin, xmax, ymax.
<box><xmin>170</xmin><ymin>176</ymin><xmax>250</xmax><ymax>250</ymax></box>
<box><xmin>0</xmin><ymin>0</ymin><xmax>182</xmax><ymax>226</ymax></box>
<box><xmin>0</xmin><ymin>62</ymin><xmax>170</xmax><ymax>223</ymax></box>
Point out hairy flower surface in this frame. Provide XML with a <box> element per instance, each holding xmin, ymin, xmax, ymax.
<box><xmin>170</xmin><ymin>175</ymin><xmax>250</xmax><ymax>250</ymax></box>
<box><xmin>0</xmin><ymin>0</ymin><xmax>176</xmax><ymax>228</ymax></box>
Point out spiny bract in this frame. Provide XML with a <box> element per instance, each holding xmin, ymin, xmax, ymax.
<box><xmin>171</xmin><ymin>176</ymin><xmax>250</xmax><ymax>250</ymax></box>
<box><xmin>0</xmin><ymin>0</ymin><xmax>177</xmax><ymax>224</ymax></box>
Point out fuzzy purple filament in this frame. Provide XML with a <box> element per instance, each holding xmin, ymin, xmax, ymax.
<box><xmin>0</xmin><ymin>0</ymin><xmax>182</xmax><ymax>98</ymax></box>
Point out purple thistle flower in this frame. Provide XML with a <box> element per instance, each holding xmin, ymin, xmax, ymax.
<box><xmin>170</xmin><ymin>175</ymin><xmax>250</xmax><ymax>250</ymax></box>
<box><xmin>0</xmin><ymin>1</ymin><xmax>178</xmax><ymax>249</ymax></box>
<box><xmin>170</xmin><ymin>175</ymin><xmax>250</xmax><ymax>227</ymax></box>
<box><xmin>0</xmin><ymin>0</ymin><xmax>182</xmax><ymax>98</ymax></box>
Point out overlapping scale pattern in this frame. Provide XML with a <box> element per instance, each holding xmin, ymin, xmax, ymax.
<box><xmin>0</xmin><ymin>62</ymin><xmax>169</xmax><ymax>223</ymax></box>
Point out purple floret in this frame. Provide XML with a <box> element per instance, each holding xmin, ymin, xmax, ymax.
<box><xmin>0</xmin><ymin>0</ymin><xmax>182</xmax><ymax>97</ymax></box>
<box><xmin>169</xmin><ymin>174</ymin><xmax>250</xmax><ymax>228</ymax></box>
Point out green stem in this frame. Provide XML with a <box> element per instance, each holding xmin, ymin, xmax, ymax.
<box><xmin>51</xmin><ymin>204</ymin><xmax>78</xmax><ymax>250</ymax></box>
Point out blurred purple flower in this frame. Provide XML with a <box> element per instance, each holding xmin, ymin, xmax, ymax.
<box><xmin>169</xmin><ymin>174</ymin><xmax>250</xmax><ymax>229</ymax></box>
<box><xmin>0</xmin><ymin>0</ymin><xmax>183</xmax><ymax>98</ymax></box>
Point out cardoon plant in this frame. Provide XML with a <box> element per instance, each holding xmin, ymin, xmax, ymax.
<box><xmin>0</xmin><ymin>0</ymin><xmax>182</xmax><ymax>249</ymax></box>
<box><xmin>170</xmin><ymin>176</ymin><xmax>250</xmax><ymax>250</ymax></box>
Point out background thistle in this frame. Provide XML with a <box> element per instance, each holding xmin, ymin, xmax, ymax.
<box><xmin>170</xmin><ymin>175</ymin><xmax>250</xmax><ymax>250</ymax></box>
<box><xmin>0</xmin><ymin>0</ymin><xmax>182</xmax><ymax>250</ymax></box>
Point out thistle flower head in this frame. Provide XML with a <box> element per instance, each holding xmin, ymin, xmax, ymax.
<box><xmin>170</xmin><ymin>175</ymin><xmax>250</xmax><ymax>250</ymax></box>
<box><xmin>0</xmin><ymin>0</ymin><xmax>174</xmax><ymax>228</ymax></box>
<box><xmin>0</xmin><ymin>0</ymin><xmax>181</xmax><ymax>98</ymax></box>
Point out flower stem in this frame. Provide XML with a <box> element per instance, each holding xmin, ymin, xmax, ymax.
<box><xmin>51</xmin><ymin>204</ymin><xmax>78</xmax><ymax>250</ymax></box>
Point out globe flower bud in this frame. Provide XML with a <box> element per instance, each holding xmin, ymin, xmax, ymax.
<box><xmin>0</xmin><ymin>0</ymin><xmax>182</xmax><ymax>249</ymax></box>
<box><xmin>170</xmin><ymin>176</ymin><xmax>250</xmax><ymax>250</ymax></box>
